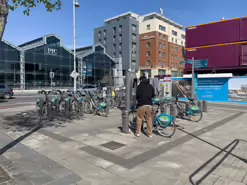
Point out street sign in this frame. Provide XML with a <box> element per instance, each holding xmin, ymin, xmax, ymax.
<box><xmin>180</xmin><ymin>59</ymin><xmax>208</xmax><ymax>69</ymax></box>
<box><xmin>194</xmin><ymin>60</ymin><xmax>208</xmax><ymax>69</ymax></box>
<box><xmin>70</xmin><ymin>71</ymin><xmax>79</xmax><ymax>78</ymax></box>
<box><xmin>49</xmin><ymin>72</ymin><xmax>54</xmax><ymax>79</ymax></box>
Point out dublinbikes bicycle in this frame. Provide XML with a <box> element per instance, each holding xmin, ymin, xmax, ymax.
<box><xmin>36</xmin><ymin>90</ymin><xmax>52</xmax><ymax>121</ymax></box>
<box><xmin>84</xmin><ymin>91</ymin><xmax>109</xmax><ymax>117</ymax></box>
<box><xmin>175</xmin><ymin>94</ymin><xmax>203</xmax><ymax>122</ymax></box>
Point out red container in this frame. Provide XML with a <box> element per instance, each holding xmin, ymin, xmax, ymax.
<box><xmin>185</xmin><ymin>44</ymin><xmax>241</xmax><ymax>70</ymax></box>
<box><xmin>186</xmin><ymin>19</ymin><xmax>240</xmax><ymax>48</ymax></box>
<box><xmin>240</xmin><ymin>18</ymin><xmax>247</xmax><ymax>41</ymax></box>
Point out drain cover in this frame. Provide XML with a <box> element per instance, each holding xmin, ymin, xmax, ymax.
<box><xmin>101</xmin><ymin>141</ymin><xmax>125</xmax><ymax>150</ymax></box>
<box><xmin>0</xmin><ymin>167</ymin><xmax>11</xmax><ymax>183</ymax></box>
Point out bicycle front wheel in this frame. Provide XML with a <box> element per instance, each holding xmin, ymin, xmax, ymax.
<box><xmin>157</xmin><ymin>121</ymin><xmax>176</xmax><ymax>138</ymax></box>
<box><xmin>190</xmin><ymin>111</ymin><xmax>203</xmax><ymax>122</ymax></box>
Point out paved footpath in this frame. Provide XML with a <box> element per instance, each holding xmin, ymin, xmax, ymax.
<box><xmin>0</xmin><ymin>104</ymin><xmax>246</xmax><ymax>184</ymax></box>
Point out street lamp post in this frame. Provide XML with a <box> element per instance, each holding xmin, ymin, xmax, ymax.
<box><xmin>73</xmin><ymin>0</ymin><xmax>80</xmax><ymax>92</ymax></box>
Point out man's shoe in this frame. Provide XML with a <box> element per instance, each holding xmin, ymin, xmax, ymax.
<box><xmin>147</xmin><ymin>134</ymin><xmax>152</xmax><ymax>138</ymax></box>
<box><xmin>135</xmin><ymin>133</ymin><xmax>141</xmax><ymax>137</ymax></box>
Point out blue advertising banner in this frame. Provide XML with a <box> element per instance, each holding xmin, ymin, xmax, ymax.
<box><xmin>197</xmin><ymin>78</ymin><xmax>229</xmax><ymax>101</ymax></box>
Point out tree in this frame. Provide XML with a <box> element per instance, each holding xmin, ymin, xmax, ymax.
<box><xmin>0</xmin><ymin>0</ymin><xmax>62</xmax><ymax>40</ymax></box>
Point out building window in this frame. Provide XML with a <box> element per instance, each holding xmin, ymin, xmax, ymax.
<box><xmin>146</xmin><ymin>24</ymin><xmax>150</xmax><ymax>30</ymax></box>
<box><xmin>175</xmin><ymin>47</ymin><xmax>178</xmax><ymax>52</ymax></box>
<box><xmin>132</xmin><ymin>60</ymin><xmax>136</xmax><ymax>66</ymax></box>
<box><xmin>98</xmin><ymin>31</ymin><xmax>101</xmax><ymax>37</ymax></box>
<box><xmin>163</xmin><ymin>52</ymin><xmax>166</xmax><ymax>57</ymax></box>
<box><xmin>172</xmin><ymin>54</ymin><xmax>174</xmax><ymax>60</ymax></box>
<box><xmin>146</xmin><ymin>51</ymin><xmax>150</xmax><ymax>57</ymax></box>
<box><xmin>113</xmin><ymin>36</ymin><xmax>116</xmax><ymax>43</ymax></box>
<box><xmin>119</xmin><ymin>52</ymin><xmax>122</xmax><ymax>57</ymax></box>
<box><xmin>181</xmin><ymin>34</ymin><xmax>186</xmax><ymax>39</ymax></box>
<box><xmin>119</xmin><ymin>43</ymin><xmax>122</xmax><ymax>50</ymax></box>
<box><xmin>172</xmin><ymin>62</ymin><xmax>174</xmax><ymax>68</ymax></box>
<box><xmin>98</xmin><ymin>39</ymin><xmax>101</xmax><ymax>43</ymax></box>
<box><xmin>132</xmin><ymin>33</ymin><xmax>137</xmax><ymax>41</ymax></box>
<box><xmin>159</xmin><ymin>33</ymin><xmax>162</xmax><ymax>39</ymax></box>
<box><xmin>172</xmin><ymin>46</ymin><xmax>174</xmax><ymax>51</ymax></box>
<box><xmin>164</xmin><ymin>35</ymin><xmax>167</xmax><ymax>40</ymax></box>
<box><xmin>181</xmin><ymin>41</ymin><xmax>184</xmax><ymax>45</ymax></box>
<box><xmin>113</xmin><ymin>44</ymin><xmax>116</xmax><ymax>51</ymax></box>
<box><xmin>159</xmin><ymin>60</ymin><xmax>162</xmax><ymax>66</ymax></box>
<box><xmin>159</xmin><ymin>51</ymin><xmax>162</xmax><ymax>57</ymax></box>
<box><xmin>119</xmin><ymin>34</ymin><xmax>122</xmax><ymax>42</ymax></box>
<box><xmin>164</xmin><ymin>61</ymin><xmax>166</xmax><ymax>66</ymax></box>
<box><xmin>175</xmin><ymin>55</ymin><xmax>178</xmax><ymax>60</ymax></box>
<box><xmin>164</xmin><ymin>43</ymin><xmax>166</xmax><ymax>49</ymax></box>
<box><xmin>132</xmin><ymin>43</ymin><xmax>136</xmax><ymax>50</ymax></box>
<box><xmin>119</xmin><ymin>25</ymin><xmax>122</xmax><ymax>32</ymax></box>
<box><xmin>113</xmin><ymin>27</ymin><xmax>116</xmax><ymax>34</ymax></box>
<box><xmin>113</xmin><ymin>53</ymin><xmax>116</xmax><ymax>57</ymax></box>
<box><xmin>147</xmin><ymin>42</ymin><xmax>150</xmax><ymax>48</ymax></box>
<box><xmin>159</xmin><ymin>42</ymin><xmax>162</xmax><ymax>49</ymax></box>
<box><xmin>132</xmin><ymin>24</ymin><xmax>136</xmax><ymax>32</ymax></box>
<box><xmin>103</xmin><ymin>30</ymin><xmax>106</xmax><ymax>36</ymax></box>
<box><xmin>172</xmin><ymin>30</ymin><xmax>177</xmax><ymax>36</ymax></box>
<box><xmin>147</xmin><ymin>60</ymin><xmax>150</xmax><ymax>65</ymax></box>
<box><xmin>159</xmin><ymin>25</ymin><xmax>166</xmax><ymax>32</ymax></box>
<box><xmin>172</xmin><ymin>38</ymin><xmax>174</xmax><ymax>43</ymax></box>
<box><xmin>103</xmin><ymin>38</ymin><xmax>106</xmax><ymax>45</ymax></box>
<box><xmin>132</xmin><ymin>52</ymin><xmax>136</xmax><ymax>58</ymax></box>
<box><xmin>175</xmin><ymin>39</ymin><xmax>177</xmax><ymax>44</ymax></box>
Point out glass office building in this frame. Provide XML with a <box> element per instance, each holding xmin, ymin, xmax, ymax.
<box><xmin>0</xmin><ymin>40</ymin><xmax>21</xmax><ymax>88</ymax></box>
<box><xmin>81</xmin><ymin>45</ymin><xmax>116</xmax><ymax>85</ymax></box>
<box><xmin>0</xmin><ymin>34</ymin><xmax>78</xmax><ymax>89</ymax></box>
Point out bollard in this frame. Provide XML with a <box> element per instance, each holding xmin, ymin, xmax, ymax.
<box><xmin>166</xmin><ymin>104</ymin><xmax>171</xmax><ymax>115</ymax></box>
<box><xmin>160</xmin><ymin>104</ymin><xmax>165</xmax><ymax>114</ymax></box>
<box><xmin>170</xmin><ymin>104</ymin><xmax>177</xmax><ymax>122</ymax></box>
<box><xmin>202</xmin><ymin>100</ymin><xmax>208</xmax><ymax>112</ymax></box>
<box><xmin>121</xmin><ymin>110</ymin><xmax>130</xmax><ymax>133</ymax></box>
<box><xmin>197</xmin><ymin>100</ymin><xmax>203</xmax><ymax>110</ymax></box>
<box><xmin>80</xmin><ymin>101</ymin><xmax>85</xmax><ymax>117</ymax></box>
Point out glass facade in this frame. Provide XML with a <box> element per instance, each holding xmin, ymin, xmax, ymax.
<box><xmin>0</xmin><ymin>41</ymin><xmax>21</xmax><ymax>88</ymax></box>
<box><xmin>0</xmin><ymin>36</ymin><xmax>78</xmax><ymax>89</ymax></box>
<box><xmin>82</xmin><ymin>45</ymin><xmax>115</xmax><ymax>85</ymax></box>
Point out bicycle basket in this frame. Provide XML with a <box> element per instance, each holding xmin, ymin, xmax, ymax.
<box><xmin>99</xmin><ymin>102</ymin><xmax>107</xmax><ymax>108</ymax></box>
<box><xmin>190</xmin><ymin>105</ymin><xmax>201</xmax><ymax>112</ymax></box>
<box><xmin>157</xmin><ymin>114</ymin><xmax>174</xmax><ymax>127</ymax></box>
<box><xmin>153</xmin><ymin>97</ymin><xmax>161</xmax><ymax>104</ymax></box>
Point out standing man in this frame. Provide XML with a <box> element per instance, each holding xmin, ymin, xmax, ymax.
<box><xmin>135</xmin><ymin>76</ymin><xmax>155</xmax><ymax>137</ymax></box>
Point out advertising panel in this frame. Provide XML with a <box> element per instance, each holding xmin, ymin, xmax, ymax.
<box><xmin>228</xmin><ymin>77</ymin><xmax>247</xmax><ymax>102</ymax></box>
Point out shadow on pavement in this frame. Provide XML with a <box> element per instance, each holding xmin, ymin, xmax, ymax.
<box><xmin>1</xmin><ymin>110</ymin><xmax>84</xmax><ymax>132</ymax></box>
<box><xmin>0</xmin><ymin>125</ymin><xmax>42</xmax><ymax>155</ymax></box>
<box><xmin>179</xmin><ymin>129</ymin><xmax>247</xmax><ymax>185</ymax></box>
<box><xmin>0</xmin><ymin>99</ymin><xmax>8</xmax><ymax>103</ymax></box>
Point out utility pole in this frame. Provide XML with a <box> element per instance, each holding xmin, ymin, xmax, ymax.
<box><xmin>191</xmin><ymin>57</ymin><xmax>195</xmax><ymax>99</ymax></box>
<box><xmin>73</xmin><ymin>0</ymin><xmax>80</xmax><ymax>92</ymax></box>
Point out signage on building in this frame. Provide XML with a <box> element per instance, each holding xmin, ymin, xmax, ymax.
<box><xmin>142</xmin><ymin>36</ymin><xmax>155</xmax><ymax>40</ymax></box>
<box><xmin>159</xmin><ymin>76</ymin><xmax>172</xmax><ymax>97</ymax></box>
<box><xmin>47</xmin><ymin>48</ymin><xmax>58</xmax><ymax>55</ymax></box>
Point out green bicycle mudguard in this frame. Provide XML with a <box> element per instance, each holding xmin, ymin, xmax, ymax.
<box><xmin>99</xmin><ymin>102</ymin><xmax>108</xmax><ymax>108</ymax></box>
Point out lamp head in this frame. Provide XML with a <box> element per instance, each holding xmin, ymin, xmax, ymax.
<box><xmin>74</xmin><ymin>0</ymin><xmax>80</xmax><ymax>8</ymax></box>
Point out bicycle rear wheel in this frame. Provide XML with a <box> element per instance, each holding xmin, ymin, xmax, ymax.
<box><xmin>128</xmin><ymin>110</ymin><xmax>137</xmax><ymax>130</ymax></box>
<box><xmin>157</xmin><ymin>121</ymin><xmax>176</xmax><ymax>138</ymax></box>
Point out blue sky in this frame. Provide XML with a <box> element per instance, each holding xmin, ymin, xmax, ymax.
<box><xmin>3</xmin><ymin>0</ymin><xmax>247</xmax><ymax>49</ymax></box>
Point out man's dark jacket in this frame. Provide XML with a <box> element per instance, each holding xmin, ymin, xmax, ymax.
<box><xmin>136</xmin><ymin>79</ymin><xmax>155</xmax><ymax>108</ymax></box>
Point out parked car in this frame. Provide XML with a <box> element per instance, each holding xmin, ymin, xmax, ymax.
<box><xmin>0</xmin><ymin>84</ymin><xmax>14</xmax><ymax>99</ymax></box>
<box><xmin>67</xmin><ymin>84</ymin><xmax>97</xmax><ymax>95</ymax></box>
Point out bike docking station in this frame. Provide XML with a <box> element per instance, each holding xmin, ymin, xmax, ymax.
<box><xmin>121</xmin><ymin>70</ymin><xmax>138</xmax><ymax>133</ymax></box>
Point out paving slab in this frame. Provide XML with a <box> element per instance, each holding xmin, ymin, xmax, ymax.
<box><xmin>0</xmin><ymin>105</ymin><xmax>246</xmax><ymax>184</ymax></box>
